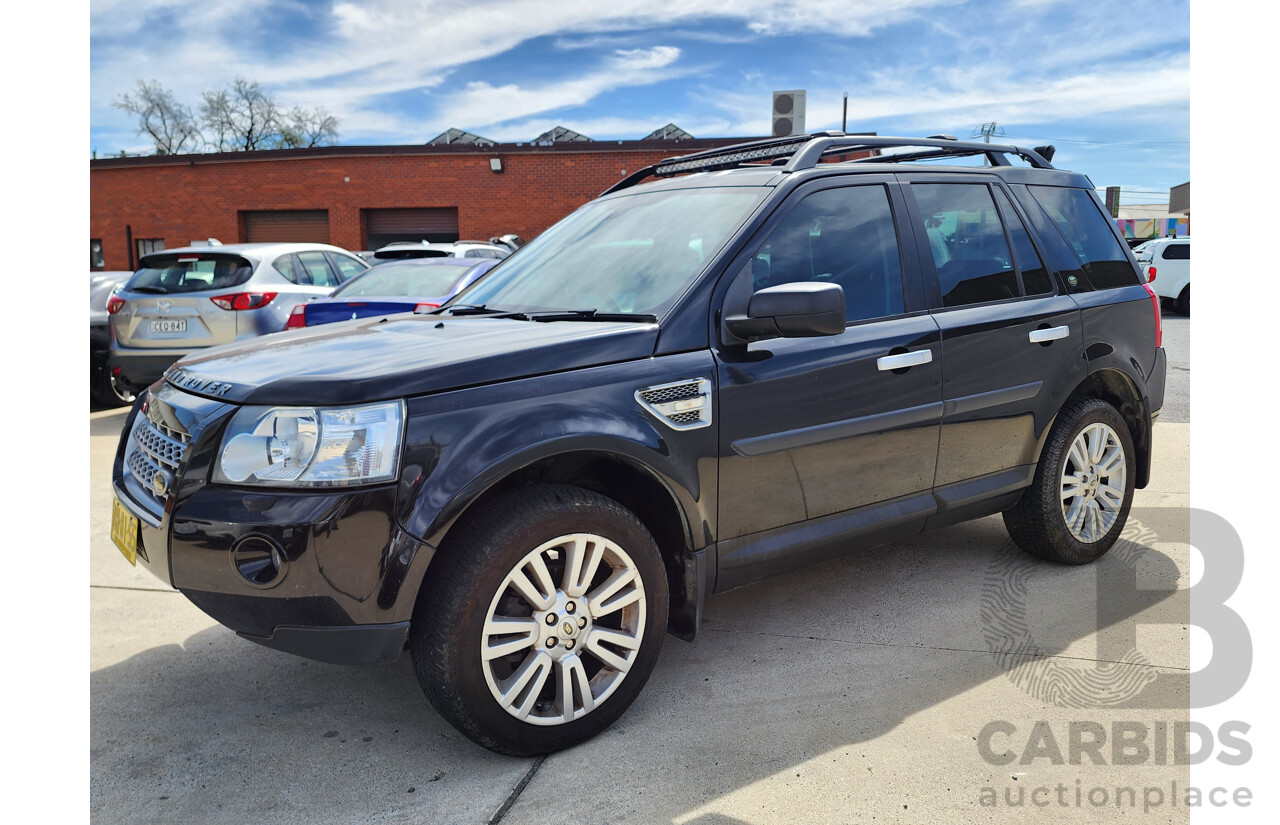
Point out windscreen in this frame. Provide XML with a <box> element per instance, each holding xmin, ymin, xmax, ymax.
<box><xmin>332</xmin><ymin>262</ymin><xmax>469</xmax><ymax>298</ymax></box>
<box><xmin>454</xmin><ymin>187</ymin><xmax>767</xmax><ymax>315</ymax></box>
<box><xmin>128</xmin><ymin>253</ymin><xmax>253</xmax><ymax>294</ymax></box>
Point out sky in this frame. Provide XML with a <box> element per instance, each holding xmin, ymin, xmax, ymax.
<box><xmin>89</xmin><ymin>0</ymin><xmax>1190</xmax><ymax>204</ymax></box>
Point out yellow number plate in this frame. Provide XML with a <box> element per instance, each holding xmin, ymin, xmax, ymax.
<box><xmin>111</xmin><ymin>498</ymin><xmax>139</xmax><ymax>566</ymax></box>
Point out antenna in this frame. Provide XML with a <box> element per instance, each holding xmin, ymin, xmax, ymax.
<box><xmin>971</xmin><ymin>121</ymin><xmax>1004</xmax><ymax>143</ymax></box>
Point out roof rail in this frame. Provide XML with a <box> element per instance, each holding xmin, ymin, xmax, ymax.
<box><xmin>602</xmin><ymin>132</ymin><xmax>1056</xmax><ymax>194</ymax></box>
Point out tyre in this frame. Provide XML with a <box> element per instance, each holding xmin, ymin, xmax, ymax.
<box><xmin>410</xmin><ymin>485</ymin><xmax>669</xmax><ymax>755</ymax></box>
<box><xmin>1004</xmin><ymin>398</ymin><xmax>1135</xmax><ymax>564</ymax></box>
<box><xmin>91</xmin><ymin>364</ymin><xmax>137</xmax><ymax>408</ymax></box>
<box><xmin>1176</xmin><ymin>285</ymin><xmax>1189</xmax><ymax>316</ymax></box>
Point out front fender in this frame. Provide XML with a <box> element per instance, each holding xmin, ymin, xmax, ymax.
<box><xmin>394</xmin><ymin>351</ymin><xmax>720</xmax><ymax>552</ymax></box>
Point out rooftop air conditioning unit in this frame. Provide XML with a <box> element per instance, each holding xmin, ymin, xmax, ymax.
<box><xmin>772</xmin><ymin>90</ymin><xmax>806</xmax><ymax>137</ymax></box>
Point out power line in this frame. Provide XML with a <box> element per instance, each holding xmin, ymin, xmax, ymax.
<box><xmin>1002</xmin><ymin>132</ymin><xmax>1188</xmax><ymax>148</ymax></box>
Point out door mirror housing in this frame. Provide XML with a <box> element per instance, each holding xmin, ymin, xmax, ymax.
<box><xmin>724</xmin><ymin>282</ymin><xmax>846</xmax><ymax>341</ymax></box>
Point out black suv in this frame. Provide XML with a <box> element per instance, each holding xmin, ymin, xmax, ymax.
<box><xmin>111</xmin><ymin>133</ymin><xmax>1166</xmax><ymax>756</ymax></box>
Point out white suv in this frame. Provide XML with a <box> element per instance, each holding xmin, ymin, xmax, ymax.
<box><xmin>372</xmin><ymin>241</ymin><xmax>510</xmax><ymax>261</ymax></box>
<box><xmin>1135</xmin><ymin>238</ymin><xmax>1190</xmax><ymax>315</ymax></box>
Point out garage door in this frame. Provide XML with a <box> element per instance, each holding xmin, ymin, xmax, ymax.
<box><xmin>365</xmin><ymin>208</ymin><xmax>459</xmax><ymax>247</ymax></box>
<box><xmin>241</xmin><ymin>210</ymin><xmax>330</xmax><ymax>244</ymax></box>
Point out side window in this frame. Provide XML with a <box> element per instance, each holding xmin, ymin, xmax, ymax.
<box><xmin>911</xmin><ymin>183</ymin><xmax>1019</xmax><ymax>307</ymax></box>
<box><xmin>1163</xmin><ymin>243</ymin><xmax>1190</xmax><ymax>260</ymax></box>
<box><xmin>1028</xmin><ymin>186</ymin><xmax>1138</xmax><ymax>290</ymax></box>
<box><xmin>751</xmin><ymin>185</ymin><xmax>904</xmax><ymax>323</ymax></box>
<box><xmin>273</xmin><ymin>254</ymin><xmax>302</xmax><ymax>284</ymax></box>
<box><xmin>297</xmin><ymin>251</ymin><xmax>340</xmax><ymax>287</ymax></box>
<box><xmin>993</xmin><ymin>188</ymin><xmax>1054</xmax><ymax>295</ymax></box>
<box><xmin>329</xmin><ymin>253</ymin><xmax>369</xmax><ymax>281</ymax></box>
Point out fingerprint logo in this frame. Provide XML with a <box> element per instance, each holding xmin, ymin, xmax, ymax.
<box><xmin>980</xmin><ymin>518</ymin><xmax>1162</xmax><ymax>707</ymax></box>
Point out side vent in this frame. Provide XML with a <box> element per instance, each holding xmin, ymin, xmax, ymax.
<box><xmin>635</xmin><ymin>378</ymin><xmax>712</xmax><ymax>431</ymax></box>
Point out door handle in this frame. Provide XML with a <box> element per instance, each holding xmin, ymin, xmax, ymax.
<box><xmin>1029</xmin><ymin>325</ymin><xmax>1069</xmax><ymax>343</ymax></box>
<box><xmin>877</xmin><ymin>349</ymin><xmax>933</xmax><ymax>372</ymax></box>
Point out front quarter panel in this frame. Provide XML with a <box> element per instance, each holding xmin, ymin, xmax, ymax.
<box><xmin>396</xmin><ymin>351</ymin><xmax>719</xmax><ymax>555</ymax></box>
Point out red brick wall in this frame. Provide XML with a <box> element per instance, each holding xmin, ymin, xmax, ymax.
<box><xmin>90</xmin><ymin>146</ymin><xmax>724</xmax><ymax>270</ymax></box>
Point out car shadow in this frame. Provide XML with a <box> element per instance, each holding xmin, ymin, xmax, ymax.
<box><xmin>90</xmin><ymin>510</ymin><xmax>1186</xmax><ymax>824</ymax></box>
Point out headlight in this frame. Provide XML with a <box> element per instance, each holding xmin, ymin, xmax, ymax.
<box><xmin>214</xmin><ymin>401</ymin><xmax>404</xmax><ymax>486</ymax></box>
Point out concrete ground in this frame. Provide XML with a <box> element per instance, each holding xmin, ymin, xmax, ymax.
<box><xmin>91</xmin><ymin>400</ymin><xmax>1191</xmax><ymax>824</ymax></box>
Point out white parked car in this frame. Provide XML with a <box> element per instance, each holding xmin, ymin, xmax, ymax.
<box><xmin>1135</xmin><ymin>238</ymin><xmax>1189</xmax><ymax>315</ymax></box>
<box><xmin>372</xmin><ymin>240</ymin><xmax>510</xmax><ymax>261</ymax></box>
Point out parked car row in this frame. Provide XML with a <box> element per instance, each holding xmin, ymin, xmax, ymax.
<box><xmin>93</xmin><ymin>239</ymin><xmax>519</xmax><ymax>406</ymax></box>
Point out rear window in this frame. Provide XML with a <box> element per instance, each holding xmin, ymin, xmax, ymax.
<box><xmin>128</xmin><ymin>253</ymin><xmax>253</xmax><ymax>294</ymax></box>
<box><xmin>332</xmin><ymin>262</ymin><xmax>468</xmax><ymax>298</ymax></box>
<box><xmin>1027</xmin><ymin>186</ymin><xmax>1138</xmax><ymax>290</ymax></box>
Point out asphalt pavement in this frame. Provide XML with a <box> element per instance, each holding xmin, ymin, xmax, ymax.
<box><xmin>91</xmin><ymin>356</ymin><xmax>1193</xmax><ymax>824</ymax></box>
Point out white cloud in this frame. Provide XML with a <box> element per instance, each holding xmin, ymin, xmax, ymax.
<box><xmin>434</xmin><ymin>46</ymin><xmax>688</xmax><ymax>130</ymax></box>
<box><xmin>91</xmin><ymin>0</ymin><xmax>1187</xmax><ymax>158</ymax></box>
<box><xmin>92</xmin><ymin>0</ymin><xmax>955</xmax><ymax>144</ymax></box>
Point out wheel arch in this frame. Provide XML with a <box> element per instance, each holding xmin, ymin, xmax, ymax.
<box><xmin>417</xmin><ymin>448</ymin><xmax>704</xmax><ymax>641</ymax></box>
<box><xmin>1053</xmin><ymin>366</ymin><xmax>1152</xmax><ymax>488</ymax></box>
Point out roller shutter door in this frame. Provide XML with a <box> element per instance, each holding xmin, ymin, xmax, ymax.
<box><xmin>242</xmin><ymin>210</ymin><xmax>330</xmax><ymax>243</ymax></box>
<box><xmin>365</xmin><ymin>208</ymin><xmax>459</xmax><ymax>246</ymax></box>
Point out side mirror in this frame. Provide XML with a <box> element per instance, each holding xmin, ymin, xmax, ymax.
<box><xmin>725</xmin><ymin>281</ymin><xmax>846</xmax><ymax>341</ymax></box>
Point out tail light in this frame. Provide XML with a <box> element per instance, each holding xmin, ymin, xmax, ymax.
<box><xmin>210</xmin><ymin>292</ymin><xmax>277</xmax><ymax>311</ymax></box>
<box><xmin>285</xmin><ymin>304</ymin><xmax>307</xmax><ymax>330</ymax></box>
<box><xmin>106</xmin><ymin>296</ymin><xmax>126</xmax><ymax>314</ymax></box>
<box><xmin>414</xmin><ymin>302</ymin><xmax>441</xmax><ymax>313</ymax></box>
<box><xmin>1142</xmin><ymin>281</ymin><xmax>1162</xmax><ymax>348</ymax></box>
<box><xmin>1147</xmin><ymin>266</ymin><xmax>1157</xmax><ymax>282</ymax></box>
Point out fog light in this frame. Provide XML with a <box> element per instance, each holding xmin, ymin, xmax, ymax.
<box><xmin>231</xmin><ymin>536</ymin><xmax>286</xmax><ymax>588</ymax></box>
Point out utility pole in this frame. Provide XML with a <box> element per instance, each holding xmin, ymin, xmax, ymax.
<box><xmin>973</xmin><ymin>121</ymin><xmax>1003</xmax><ymax>143</ymax></box>
<box><xmin>970</xmin><ymin>122</ymin><xmax>1003</xmax><ymax>166</ymax></box>
<box><xmin>842</xmin><ymin>92</ymin><xmax>848</xmax><ymax>133</ymax></box>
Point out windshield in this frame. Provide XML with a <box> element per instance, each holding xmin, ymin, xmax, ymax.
<box><xmin>333</xmin><ymin>261</ymin><xmax>471</xmax><ymax>298</ymax></box>
<box><xmin>128</xmin><ymin>253</ymin><xmax>253</xmax><ymax>294</ymax></box>
<box><xmin>453</xmin><ymin>186</ymin><xmax>767</xmax><ymax>315</ymax></box>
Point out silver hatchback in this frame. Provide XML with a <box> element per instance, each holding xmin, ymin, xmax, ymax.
<box><xmin>108</xmin><ymin>243</ymin><xmax>368</xmax><ymax>391</ymax></box>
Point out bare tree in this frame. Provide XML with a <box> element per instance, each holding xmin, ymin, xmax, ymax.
<box><xmin>279</xmin><ymin>106</ymin><xmax>340</xmax><ymax>148</ymax></box>
<box><xmin>200</xmin><ymin>78</ymin><xmax>284</xmax><ymax>151</ymax></box>
<box><xmin>198</xmin><ymin>78</ymin><xmax>340</xmax><ymax>151</ymax></box>
<box><xmin>113</xmin><ymin>80</ymin><xmax>201</xmax><ymax>155</ymax></box>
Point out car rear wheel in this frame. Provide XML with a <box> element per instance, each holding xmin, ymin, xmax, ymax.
<box><xmin>1176</xmin><ymin>285</ymin><xmax>1190</xmax><ymax>316</ymax></box>
<box><xmin>1004</xmin><ymin>398</ymin><xmax>1135</xmax><ymax>564</ymax></box>
<box><xmin>410</xmin><ymin>485</ymin><xmax>668</xmax><ymax>756</ymax></box>
<box><xmin>92</xmin><ymin>366</ymin><xmax>137</xmax><ymax>408</ymax></box>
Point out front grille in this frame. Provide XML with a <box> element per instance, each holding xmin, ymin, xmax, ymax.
<box><xmin>123</xmin><ymin>407</ymin><xmax>192</xmax><ymax>513</ymax></box>
<box><xmin>635</xmin><ymin>378</ymin><xmax>712</xmax><ymax>431</ymax></box>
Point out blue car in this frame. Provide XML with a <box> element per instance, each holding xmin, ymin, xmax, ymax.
<box><xmin>286</xmin><ymin>257</ymin><xmax>499</xmax><ymax>328</ymax></box>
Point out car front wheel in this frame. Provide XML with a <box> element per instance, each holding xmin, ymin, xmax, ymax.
<box><xmin>410</xmin><ymin>485</ymin><xmax>669</xmax><ymax>755</ymax></box>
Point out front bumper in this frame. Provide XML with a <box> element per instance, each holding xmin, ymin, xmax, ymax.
<box><xmin>112</xmin><ymin>389</ymin><xmax>437</xmax><ymax>665</ymax></box>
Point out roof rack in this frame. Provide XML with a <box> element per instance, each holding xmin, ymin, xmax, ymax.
<box><xmin>603</xmin><ymin>132</ymin><xmax>1056</xmax><ymax>194</ymax></box>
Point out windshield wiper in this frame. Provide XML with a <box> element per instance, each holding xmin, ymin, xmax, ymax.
<box><xmin>525</xmin><ymin>309</ymin><xmax>658</xmax><ymax>323</ymax></box>
<box><xmin>131</xmin><ymin>285</ymin><xmax>168</xmax><ymax>294</ymax></box>
<box><xmin>428</xmin><ymin>303</ymin><xmax>530</xmax><ymax>320</ymax></box>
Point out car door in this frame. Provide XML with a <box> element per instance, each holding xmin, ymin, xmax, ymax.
<box><xmin>714</xmin><ymin>178</ymin><xmax>942</xmax><ymax>588</ymax></box>
<box><xmin>898</xmin><ymin>176</ymin><xmax>1085</xmax><ymax>520</ymax></box>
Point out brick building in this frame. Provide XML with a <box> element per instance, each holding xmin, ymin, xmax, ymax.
<box><xmin>89</xmin><ymin>137</ymin><xmax>763</xmax><ymax>271</ymax></box>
